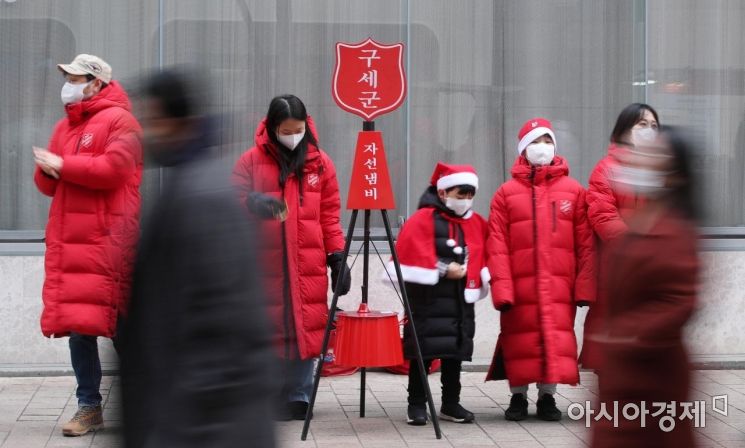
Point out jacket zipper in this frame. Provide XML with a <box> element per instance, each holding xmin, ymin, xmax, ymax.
<box><xmin>552</xmin><ymin>201</ymin><xmax>557</xmax><ymax>232</ymax></box>
<box><xmin>280</xmin><ymin>184</ymin><xmax>292</xmax><ymax>360</ymax></box>
<box><xmin>531</xmin><ymin>167</ymin><xmax>548</xmax><ymax>381</ymax></box>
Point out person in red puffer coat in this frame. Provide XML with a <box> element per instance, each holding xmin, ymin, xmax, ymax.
<box><xmin>232</xmin><ymin>95</ymin><xmax>349</xmax><ymax>421</ymax></box>
<box><xmin>486</xmin><ymin>118</ymin><xmax>595</xmax><ymax>422</ymax></box>
<box><xmin>33</xmin><ymin>54</ymin><xmax>142</xmax><ymax>436</ymax></box>
<box><xmin>580</xmin><ymin>103</ymin><xmax>659</xmax><ymax>371</ymax></box>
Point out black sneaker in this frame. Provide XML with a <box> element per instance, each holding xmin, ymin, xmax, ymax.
<box><xmin>406</xmin><ymin>404</ymin><xmax>428</xmax><ymax>426</ymax></box>
<box><xmin>440</xmin><ymin>403</ymin><xmax>475</xmax><ymax>423</ymax></box>
<box><xmin>536</xmin><ymin>394</ymin><xmax>562</xmax><ymax>421</ymax></box>
<box><xmin>505</xmin><ymin>393</ymin><xmax>529</xmax><ymax>421</ymax></box>
<box><xmin>289</xmin><ymin>401</ymin><xmax>312</xmax><ymax>421</ymax></box>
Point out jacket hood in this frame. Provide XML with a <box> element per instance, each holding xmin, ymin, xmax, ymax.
<box><xmin>64</xmin><ymin>80</ymin><xmax>131</xmax><ymax>124</ymax></box>
<box><xmin>606</xmin><ymin>142</ymin><xmax>629</xmax><ymax>162</ymax></box>
<box><xmin>510</xmin><ymin>154</ymin><xmax>570</xmax><ymax>185</ymax></box>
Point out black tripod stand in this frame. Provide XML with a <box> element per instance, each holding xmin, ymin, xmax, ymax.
<box><xmin>301</xmin><ymin>121</ymin><xmax>441</xmax><ymax>440</ymax></box>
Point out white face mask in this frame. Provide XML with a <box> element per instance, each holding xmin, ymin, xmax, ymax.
<box><xmin>60</xmin><ymin>81</ymin><xmax>91</xmax><ymax>105</ymax></box>
<box><xmin>445</xmin><ymin>197</ymin><xmax>473</xmax><ymax>217</ymax></box>
<box><xmin>612</xmin><ymin>165</ymin><xmax>668</xmax><ymax>197</ymax></box>
<box><xmin>277</xmin><ymin>130</ymin><xmax>305</xmax><ymax>151</ymax></box>
<box><xmin>631</xmin><ymin>127</ymin><xmax>657</xmax><ymax>146</ymax></box>
<box><xmin>525</xmin><ymin>142</ymin><xmax>555</xmax><ymax>166</ymax></box>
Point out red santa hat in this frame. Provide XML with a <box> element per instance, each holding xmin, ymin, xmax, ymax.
<box><xmin>517</xmin><ymin>117</ymin><xmax>557</xmax><ymax>155</ymax></box>
<box><xmin>430</xmin><ymin>162</ymin><xmax>479</xmax><ymax>191</ymax></box>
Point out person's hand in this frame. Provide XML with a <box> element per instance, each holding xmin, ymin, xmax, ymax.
<box><xmin>445</xmin><ymin>262</ymin><xmax>466</xmax><ymax>280</ymax></box>
<box><xmin>33</xmin><ymin>146</ymin><xmax>62</xmax><ymax>179</ymax></box>
<box><xmin>498</xmin><ymin>303</ymin><xmax>512</xmax><ymax>312</ymax></box>
<box><xmin>327</xmin><ymin>252</ymin><xmax>351</xmax><ymax>295</ymax></box>
<box><xmin>246</xmin><ymin>192</ymin><xmax>287</xmax><ymax>220</ymax></box>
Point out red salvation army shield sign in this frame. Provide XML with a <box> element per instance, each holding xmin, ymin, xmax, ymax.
<box><xmin>332</xmin><ymin>38</ymin><xmax>406</xmax><ymax>121</ymax></box>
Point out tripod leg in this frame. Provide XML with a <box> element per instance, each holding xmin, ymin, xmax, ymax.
<box><xmin>301</xmin><ymin>210</ymin><xmax>359</xmax><ymax>440</ymax></box>
<box><xmin>360</xmin><ymin>210</ymin><xmax>371</xmax><ymax>417</ymax></box>
<box><xmin>380</xmin><ymin>210</ymin><xmax>442</xmax><ymax>439</ymax></box>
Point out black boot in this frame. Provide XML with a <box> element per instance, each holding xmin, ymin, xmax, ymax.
<box><xmin>407</xmin><ymin>404</ymin><xmax>428</xmax><ymax>426</ymax></box>
<box><xmin>440</xmin><ymin>403</ymin><xmax>475</xmax><ymax>423</ymax></box>
<box><xmin>536</xmin><ymin>394</ymin><xmax>562</xmax><ymax>421</ymax></box>
<box><xmin>505</xmin><ymin>393</ymin><xmax>528</xmax><ymax>421</ymax></box>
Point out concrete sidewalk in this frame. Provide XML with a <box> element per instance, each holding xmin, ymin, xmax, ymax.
<box><xmin>1</xmin><ymin>370</ymin><xmax>744</xmax><ymax>447</ymax></box>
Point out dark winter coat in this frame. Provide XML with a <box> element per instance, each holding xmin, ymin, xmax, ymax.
<box><xmin>401</xmin><ymin>188</ymin><xmax>485</xmax><ymax>361</ymax></box>
<box><xmin>121</xmin><ymin>125</ymin><xmax>275</xmax><ymax>448</ymax></box>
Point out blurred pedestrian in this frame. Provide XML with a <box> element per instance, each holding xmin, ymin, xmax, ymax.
<box><xmin>232</xmin><ymin>94</ymin><xmax>350</xmax><ymax>421</ymax></box>
<box><xmin>33</xmin><ymin>54</ymin><xmax>142</xmax><ymax>437</ymax></box>
<box><xmin>581</xmin><ymin>103</ymin><xmax>660</xmax><ymax>370</ymax></box>
<box><xmin>121</xmin><ymin>68</ymin><xmax>275</xmax><ymax>448</ymax></box>
<box><xmin>486</xmin><ymin>118</ymin><xmax>596</xmax><ymax>421</ymax></box>
<box><xmin>591</xmin><ymin>127</ymin><xmax>700</xmax><ymax>448</ymax></box>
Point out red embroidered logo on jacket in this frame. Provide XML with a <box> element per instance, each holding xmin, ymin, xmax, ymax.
<box><xmin>308</xmin><ymin>173</ymin><xmax>320</xmax><ymax>188</ymax></box>
<box><xmin>81</xmin><ymin>133</ymin><xmax>94</xmax><ymax>148</ymax></box>
<box><xmin>560</xmin><ymin>199</ymin><xmax>573</xmax><ymax>215</ymax></box>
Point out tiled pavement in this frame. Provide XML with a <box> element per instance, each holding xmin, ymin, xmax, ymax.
<box><xmin>1</xmin><ymin>370</ymin><xmax>745</xmax><ymax>447</ymax></box>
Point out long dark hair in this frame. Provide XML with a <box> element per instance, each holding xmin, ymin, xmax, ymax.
<box><xmin>265</xmin><ymin>94</ymin><xmax>318</xmax><ymax>186</ymax></box>
<box><xmin>660</xmin><ymin>126</ymin><xmax>702</xmax><ymax>223</ymax></box>
<box><xmin>610</xmin><ymin>103</ymin><xmax>660</xmax><ymax>145</ymax></box>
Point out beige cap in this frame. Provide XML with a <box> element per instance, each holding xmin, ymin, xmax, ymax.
<box><xmin>57</xmin><ymin>54</ymin><xmax>112</xmax><ymax>84</ymax></box>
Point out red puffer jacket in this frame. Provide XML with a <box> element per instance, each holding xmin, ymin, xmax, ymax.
<box><xmin>232</xmin><ymin>117</ymin><xmax>345</xmax><ymax>360</ymax></box>
<box><xmin>586</xmin><ymin>143</ymin><xmax>641</xmax><ymax>242</ymax></box>
<box><xmin>34</xmin><ymin>81</ymin><xmax>142</xmax><ymax>338</ymax></box>
<box><xmin>485</xmin><ymin>155</ymin><xmax>595</xmax><ymax>386</ymax></box>
<box><xmin>580</xmin><ymin>143</ymin><xmax>643</xmax><ymax>369</ymax></box>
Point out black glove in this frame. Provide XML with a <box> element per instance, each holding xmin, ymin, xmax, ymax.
<box><xmin>327</xmin><ymin>252</ymin><xmax>351</xmax><ymax>296</ymax></box>
<box><xmin>498</xmin><ymin>303</ymin><xmax>512</xmax><ymax>312</ymax></box>
<box><xmin>246</xmin><ymin>192</ymin><xmax>286</xmax><ymax>220</ymax></box>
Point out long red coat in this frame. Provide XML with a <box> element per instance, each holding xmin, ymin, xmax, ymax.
<box><xmin>34</xmin><ymin>81</ymin><xmax>142</xmax><ymax>338</ymax></box>
<box><xmin>591</xmin><ymin>210</ymin><xmax>698</xmax><ymax>448</ymax></box>
<box><xmin>232</xmin><ymin>117</ymin><xmax>345</xmax><ymax>360</ymax></box>
<box><xmin>486</xmin><ymin>156</ymin><xmax>595</xmax><ymax>386</ymax></box>
<box><xmin>581</xmin><ymin>144</ymin><xmax>642</xmax><ymax>368</ymax></box>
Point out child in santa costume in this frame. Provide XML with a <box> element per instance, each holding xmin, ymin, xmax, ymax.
<box><xmin>387</xmin><ymin>162</ymin><xmax>489</xmax><ymax>426</ymax></box>
<box><xmin>486</xmin><ymin>118</ymin><xmax>595</xmax><ymax>422</ymax></box>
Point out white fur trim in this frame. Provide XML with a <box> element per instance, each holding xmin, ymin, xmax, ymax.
<box><xmin>518</xmin><ymin>127</ymin><xmax>557</xmax><ymax>155</ymax></box>
<box><xmin>465</xmin><ymin>288</ymin><xmax>486</xmax><ymax>304</ymax></box>
<box><xmin>480</xmin><ymin>266</ymin><xmax>491</xmax><ymax>284</ymax></box>
<box><xmin>384</xmin><ymin>261</ymin><xmax>439</xmax><ymax>286</ymax></box>
<box><xmin>436</xmin><ymin>172</ymin><xmax>479</xmax><ymax>191</ymax></box>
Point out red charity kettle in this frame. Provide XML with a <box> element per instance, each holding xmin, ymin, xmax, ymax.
<box><xmin>333</xmin><ymin>303</ymin><xmax>404</xmax><ymax>367</ymax></box>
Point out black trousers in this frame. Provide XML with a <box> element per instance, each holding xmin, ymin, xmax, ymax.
<box><xmin>407</xmin><ymin>358</ymin><xmax>462</xmax><ymax>406</ymax></box>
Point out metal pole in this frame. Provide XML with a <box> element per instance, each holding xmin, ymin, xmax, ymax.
<box><xmin>360</xmin><ymin>209</ymin><xmax>371</xmax><ymax>417</ymax></box>
<box><xmin>359</xmin><ymin>120</ymin><xmax>373</xmax><ymax>418</ymax></box>
<box><xmin>381</xmin><ymin>209</ymin><xmax>442</xmax><ymax>439</ymax></box>
<box><xmin>301</xmin><ymin>210</ymin><xmax>359</xmax><ymax>440</ymax></box>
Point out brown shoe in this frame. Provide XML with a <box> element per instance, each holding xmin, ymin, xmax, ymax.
<box><xmin>62</xmin><ymin>406</ymin><xmax>103</xmax><ymax>437</ymax></box>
